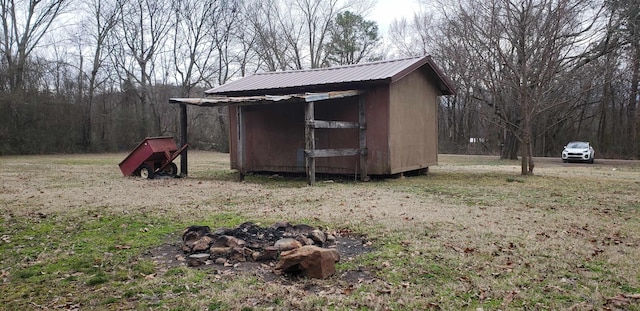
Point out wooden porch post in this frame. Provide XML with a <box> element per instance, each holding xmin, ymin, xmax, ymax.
<box><xmin>237</xmin><ymin>105</ymin><xmax>245</xmax><ymax>181</ymax></box>
<box><xmin>179</xmin><ymin>103</ymin><xmax>188</xmax><ymax>177</ymax></box>
<box><xmin>358</xmin><ymin>96</ymin><xmax>368</xmax><ymax>181</ymax></box>
<box><xmin>305</xmin><ymin>101</ymin><xmax>316</xmax><ymax>185</ymax></box>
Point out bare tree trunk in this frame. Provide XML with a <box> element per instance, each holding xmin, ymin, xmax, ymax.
<box><xmin>520</xmin><ymin>139</ymin><xmax>528</xmax><ymax>175</ymax></box>
<box><xmin>598</xmin><ymin>62</ymin><xmax>613</xmax><ymax>150</ymax></box>
<box><xmin>629</xmin><ymin>47</ymin><xmax>639</xmax><ymax>158</ymax></box>
<box><xmin>501</xmin><ymin>129</ymin><xmax>519</xmax><ymax>160</ymax></box>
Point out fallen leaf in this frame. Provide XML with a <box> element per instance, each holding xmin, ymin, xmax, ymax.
<box><xmin>479</xmin><ymin>289</ymin><xmax>487</xmax><ymax>300</ymax></box>
<box><xmin>343</xmin><ymin>286</ymin><xmax>355</xmax><ymax>295</ymax></box>
<box><xmin>591</xmin><ymin>248</ymin><xmax>604</xmax><ymax>256</ymax></box>
<box><xmin>502</xmin><ymin>290</ymin><xmax>518</xmax><ymax>305</ymax></box>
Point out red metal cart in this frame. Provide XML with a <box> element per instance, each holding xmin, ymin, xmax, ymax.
<box><xmin>118</xmin><ymin>136</ymin><xmax>188</xmax><ymax>179</ymax></box>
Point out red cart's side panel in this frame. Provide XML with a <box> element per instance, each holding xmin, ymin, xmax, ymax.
<box><xmin>118</xmin><ymin>137</ymin><xmax>178</xmax><ymax>176</ymax></box>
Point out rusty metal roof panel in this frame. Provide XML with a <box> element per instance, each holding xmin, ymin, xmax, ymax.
<box><xmin>169</xmin><ymin>90</ymin><xmax>363</xmax><ymax>107</ymax></box>
<box><xmin>205</xmin><ymin>56</ymin><xmax>455</xmax><ymax>96</ymax></box>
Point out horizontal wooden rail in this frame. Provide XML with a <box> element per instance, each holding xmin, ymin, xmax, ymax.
<box><xmin>306</xmin><ymin>120</ymin><xmax>364</xmax><ymax>129</ymax></box>
<box><xmin>305</xmin><ymin>148</ymin><xmax>367</xmax><ymax>158</ymax></box>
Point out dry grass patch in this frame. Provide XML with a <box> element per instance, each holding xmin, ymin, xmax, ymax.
<box><xmin>1</xmin><ymin>152</ymin><xmax>639</xmax><ymax>310</ymax></box>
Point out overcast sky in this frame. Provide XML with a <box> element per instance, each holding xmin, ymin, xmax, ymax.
<box><xmin>369</xmin><ymin>0</ymin><xmax>420</xmax><ymax>33</ymax></box>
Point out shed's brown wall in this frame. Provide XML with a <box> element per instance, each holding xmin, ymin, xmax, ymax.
<box><xmin>388</xmin><ymin>70</ymin><xmax>439</xmax><ymax>173</ymax></box>
<box><xmin>229</xmin><ymin>102</ymin><xmax>304</xmax><ymax>172</ymax></box>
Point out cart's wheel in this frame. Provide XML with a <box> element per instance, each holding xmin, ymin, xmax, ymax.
<box><xmin>163</xmin><ymin>163</ymin><xmax>178</xmax><ymax>175</ymax></box>
<box><xmin>139</xmin><ymin>165</ymin><xmax>155</xmax><ymax>179</ymax></box>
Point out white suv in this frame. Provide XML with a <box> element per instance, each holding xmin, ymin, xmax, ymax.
<box><xmin>562</xmin><ymin>141</ymin><xmax>595</xmax><ymax>163</ymax></box>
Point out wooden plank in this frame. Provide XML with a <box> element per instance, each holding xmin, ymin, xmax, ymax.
<box><xmin>304</xmin><ymin>90</ymin><xmax>363</xmax><ymax>102</ymax></box>
<box><xmin>359</xmin><ymin>95</ymin><xmax>369</xmax><ymax>181</ymax></box>
<box><xmin>237</xmin><ymin>106</ymin><xmax>245</xmax><ymax>181</ymax></box>
<box><xmin>305</xmin><ymin>102</ymin><xmax>315</xmax><ymax>185</ymax></box>
<box><xmin>305</xmin><ymin>148</ymin><xmax>367</xmax><ymax>158</ymax></box>
<box><xmin>179</xmin><ymin>103</ymin><xmax>188</xmax><ymax>176</ymax></box>
<box><xmin>304</xmin><ymin>93</ymin><xmax>329</xmax><ymax>102</ymax></box>
<box><xmin>306</xmin><ymin>120</ymin><xmax>361</xmax><ymax>129</ymax></box>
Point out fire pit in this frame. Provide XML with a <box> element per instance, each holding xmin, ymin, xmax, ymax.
<box><xmin>180</xmin><ymin>222</ymin><xmax>350</xmax><ymax>279</ymax></box>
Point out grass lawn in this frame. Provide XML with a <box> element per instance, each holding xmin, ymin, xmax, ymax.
<box><xmin>1</xmin><ymin>152</ymin><xmax>639</xmax><ymax>310</ymax></box>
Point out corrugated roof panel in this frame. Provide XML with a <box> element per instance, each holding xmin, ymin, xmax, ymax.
<box><xmin>169</xmin><ymin>90</ymin><xmax>363</xmax><ymax>107</ymax></box>
<box><xmin>205</xmin><ymin>56</ymin><xmax>436</xmax><ymax>95</ymax></box>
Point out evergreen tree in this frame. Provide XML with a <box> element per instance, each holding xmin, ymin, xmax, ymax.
<box><xmin>325</xmin><ymin>11</ymin><xmax>380</xmax><ymax>66</ymax></box>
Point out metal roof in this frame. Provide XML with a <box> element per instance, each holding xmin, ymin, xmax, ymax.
<box><xmin>205</xmin><ymin>55</ymin><xmax>455</xmax><ymax>96</ymax></box>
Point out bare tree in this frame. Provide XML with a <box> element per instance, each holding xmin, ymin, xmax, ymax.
<box><xmin>74</xmin><ymin>0</ymin><xmax>120</xmax><ymax>149</ymax></box>
<box><xmin>113</xmin><ymin>0</ymin><xmax>173</xmax><ymax>137</ymax></box>
<box><xmin>0</xmin><ymin>0</ymin><xmax>70</xmax><ymax>93</ymax></box>
<box><xmin>243</xmin><ymin>0</ymin><xmax>303</xmax><ymax>71</ymax></box>
<box><xmin>387</xmin><ymin>11</ymin><xmax>437</xmax><ymax>58</ymax></box>
<box><xmin>614</xmin><ymin>0</ymin><xmax>640</xmax><ymax>157</ymax></box>
<box><xmin>294</xmin><ymin>0</ymin><xmax>341</xmax><ymax>68</ymax></box>
<box><xmin>440</xmin><ymin>0</ymin><xmax>607</xmax><ymax>174</ymax></box>
<box><xmin>171</xmin><ymin>0</ymin><xmax>240</xmax><ymax>94</ymax></box>
<box><xmin>244</xmin><ymin>0</ymin><xmax>374</xmax><ymax>70</ymax></box>
<box><xmin>0</xmin><ymin>0</ymin><xmax>70</xmax><ymax>153</ymax></box>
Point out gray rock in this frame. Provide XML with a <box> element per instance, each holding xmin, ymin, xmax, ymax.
<box><xmin>274</xmin><ymin>238</ymin><xmax>302</xmax><ymax>251</ymax></box>
<box><xmin>308</xmin><ymin>230</ymin><xmax>327</xmax><ymax>245</ymax></box>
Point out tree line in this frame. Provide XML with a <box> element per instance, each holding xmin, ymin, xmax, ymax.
<box><xmin>0</xmin><ymin>0</ymin><xmax>380</xmax><ymax>154</ymax></box>
<box><xmin>391</xmin><ymin>0</ymin><xmax>639</xmax><ymax>173</ymax></box>
<box><xmin>1</xmin><ymin>0</ymin><xmax>638</xmax><ymax>175</ymax></box>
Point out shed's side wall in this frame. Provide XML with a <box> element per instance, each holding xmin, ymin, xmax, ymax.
<box><xmin>388</xmin><ymin>70</ymin><xmax>439</xmax><ymax>173</ymax></box>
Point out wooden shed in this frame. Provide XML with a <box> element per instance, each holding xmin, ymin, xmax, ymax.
<box><xmin>170</xmin><ymin>56</ymin><xmax>455</xmax><ymax>184</ymax></box>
